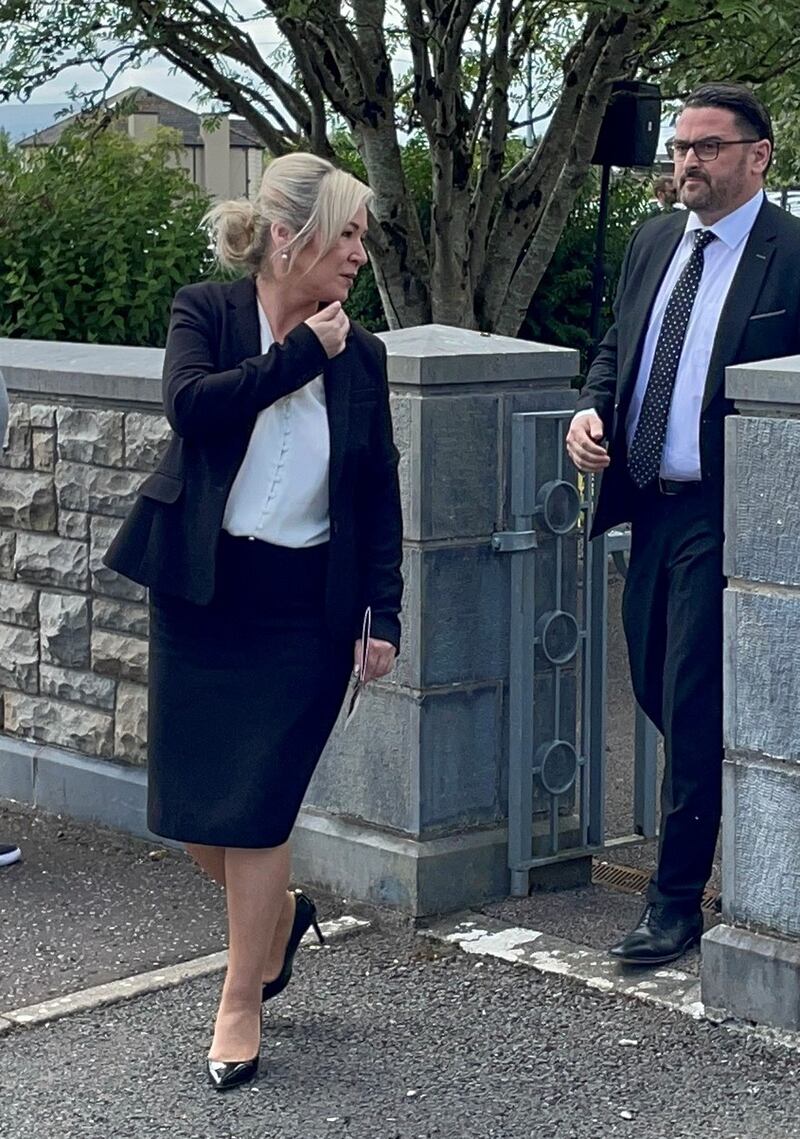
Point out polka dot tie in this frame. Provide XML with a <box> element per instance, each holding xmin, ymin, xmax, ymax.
<box><xmin>627</xmin><ymin>229</ymin><xmax>717</xmax><ymax>489</ymax></box>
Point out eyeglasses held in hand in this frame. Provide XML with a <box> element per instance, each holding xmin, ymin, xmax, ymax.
<box><xmin>344</xmin><ymin>606</ymin><xmax>372</xmax><ymax>728</ymax></box>
<box><xmin>666</xmin><ymin>137</ymin><xmax>759</xmax><ymax>163</ymax></box>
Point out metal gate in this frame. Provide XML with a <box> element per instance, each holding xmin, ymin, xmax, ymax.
<box><xmin>493</xmin><ymin>409</ymin><xmax>658</xmax><ymax>896</ymax></box>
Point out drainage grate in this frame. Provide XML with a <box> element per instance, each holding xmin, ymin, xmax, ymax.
<box><xmin>592</xmin><ymin>859</ymin><xmax>720</xmax><ymax>913</ymax></box>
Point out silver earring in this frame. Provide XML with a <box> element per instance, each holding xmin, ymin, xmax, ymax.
<box><xmin>281</xmin><ymin>252</ymin><xmax>289</xmax><ymax>262</ymax></box>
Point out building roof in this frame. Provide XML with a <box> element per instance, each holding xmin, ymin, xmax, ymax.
<box><xmin>16</xmin><ymin>86</ymin><xmax>264</xmax><ymax>149</ymax></box>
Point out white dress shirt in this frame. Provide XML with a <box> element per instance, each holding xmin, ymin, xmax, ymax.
<box><xmin>626</xmin><ymin>189</ymin><xmax>764</xmax><ymax>480</ymax></box>
<box><xmin>223</xmin><ymin>302</ymin><xmax>331</xmax><ymax>546</ymax></box>
<box><xmin>574</xmin><ymin>189</ymin><xmax>764</xmax><ymax>480</ymax></box>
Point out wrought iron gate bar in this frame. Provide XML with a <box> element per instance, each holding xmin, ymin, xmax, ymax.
<box><xmin>496</xmin><ymin>410</ymin><xmax>659</xmax><ymax>896</ymax></box>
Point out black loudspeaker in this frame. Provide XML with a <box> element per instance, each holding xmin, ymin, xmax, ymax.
<box><xmin>592</xmin><ymin>80</ymin><xmax>661</xmax><ymax>168</ymax></box>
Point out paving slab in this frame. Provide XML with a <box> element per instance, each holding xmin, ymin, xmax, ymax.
<box><xmin>482</xmin><ymin>881</ymin><xmax>720</xmax><ymax>977</ymax></box>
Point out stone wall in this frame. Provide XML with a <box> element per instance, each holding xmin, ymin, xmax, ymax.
<box><xmin>0</xmin><ymin>397</ymin><xmax>169</xmax><ymax>765</ymax></box>
<box><xmin>701</xmin><ymin>355</ymin><xmax>800</xmax><ymax>1032</ymax></box>
<box><xmin>0</xmin><ymin>330</ymin><xmax>579</xmax><ymax>914</ymax></box>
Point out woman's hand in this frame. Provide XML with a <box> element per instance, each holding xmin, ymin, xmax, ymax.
<box><xmin>354</xmin><ymin>638</ymin><xmax>396</xmax><ymax>684</ymax></box>
<box><xmin>305</xmin><ymin>301</ymin><xmax>350</xmax><ymax>359</ymax></box>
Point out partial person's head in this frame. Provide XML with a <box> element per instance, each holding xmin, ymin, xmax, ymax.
<box><xmin>653</xmin><ymin>174</ymin><xmax>677</xmax><ymax>209</ymax></box>
<box><xmin>205</xmin><ymin>153</ymin><xmax>372</xmax><ymax>305</ymax></box>
<box><xmin>668</xmin><ymin>83</ymin><xmax>772</xmax><ymax>223</ymax></box>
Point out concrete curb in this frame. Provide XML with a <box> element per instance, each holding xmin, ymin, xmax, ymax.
<box><xmin>421</xmin><ymin>913</ymin><xmax>800</xmax><ymax>1054</ymax></box>
<box><xmin>0</xmin><ymin>914</ymin><xmax>370</xmax><ymax>1036</ymax></box>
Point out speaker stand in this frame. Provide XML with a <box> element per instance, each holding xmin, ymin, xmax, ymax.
<box><xmin>589</xmin><ymin>162</ymin><xmax>612</xmax><ymax>362</ymax></box>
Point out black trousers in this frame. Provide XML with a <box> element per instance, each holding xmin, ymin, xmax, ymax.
<box><xmin>621</xmin><ymin>486</ymin><xmax>725</xmax><ymax>909</ymax></box>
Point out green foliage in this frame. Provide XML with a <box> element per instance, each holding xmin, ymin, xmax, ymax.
<box><xmin>4</xmin><ymin>1</ymin><xmax>800</xmax><ymax>333</ymax></box>
<box><xmin>0</xmin><ymin>125</ymin><xmax>214</xmax><ymax>346</ymax></box>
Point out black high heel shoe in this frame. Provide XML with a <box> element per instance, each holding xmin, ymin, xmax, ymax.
<box><xmin>206</xmin><ymin>1014</ymin><xmax>263</xmax><ymax>1091</ymax></box>
<box><xmin>261</xmin><ymin>890</ymin><xmax>324</xmax><ymax>1002</ymax></box>
<box><xmin>207</xmin><ymin>1053</ymin><xmax>260</xmax><ymax>1091</ymax></box>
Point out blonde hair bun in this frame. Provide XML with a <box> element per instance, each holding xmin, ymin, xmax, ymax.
<box><xmin>204</xmin><ymin>152</ymin><xmax>373</xmax><ymax>277</ymax></box>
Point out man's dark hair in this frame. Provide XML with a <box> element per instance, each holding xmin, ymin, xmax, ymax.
<box><xmin>683</xmin><ymin>83</ymin><xmax>773</xmax><ymax>169</ymax></box>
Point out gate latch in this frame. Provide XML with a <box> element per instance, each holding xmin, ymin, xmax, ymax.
<box><xmin>491</xmin><ymin>529</ymin><xmax>538</xmax><ymax>553</ymax></box>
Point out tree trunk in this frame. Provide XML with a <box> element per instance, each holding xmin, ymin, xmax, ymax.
<box><xmin>495</xmin><ymin>13</ymin><xmax>647</xmax><ymax>336</ymax></box>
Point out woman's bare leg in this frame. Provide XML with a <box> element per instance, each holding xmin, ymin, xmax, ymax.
<box><xmin>209</xmin><ymin>842</ymin><xmax>290</xmax><ymax>1062</ymax></box>
<box><xmin>262</xmin><ymin>888</ymin><xmax>297</xmax><ymax>981</ymax></box>
<box><xmin>185</xmin><ymin>842</ymin><xmax>226</xmax><ymax>886</ymax></box>
<box><xmin>186</xmin><ymin>841</ymin><xmax>297</xmax><ymax>983</ymax></box>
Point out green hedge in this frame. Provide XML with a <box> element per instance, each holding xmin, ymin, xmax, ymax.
<box><xmin>0</xmin><ymin>125</ymin><xmax>214</xmax><ymax>346</ymax></box>
<box><xmin>0</xmin><ymin>125</ymin><xmax>651</xmax><ymax>353</ymax></box>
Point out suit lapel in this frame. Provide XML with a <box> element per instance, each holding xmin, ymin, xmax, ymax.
<box><xmin>702</xmin><ymin>202</ymin><xmax>778</xmax><ymax>409</ymax></box>
<box><xmin>226</xmin><ymin>275</ymin><xmax>261</xmax><ymax>361</ymax></box>
<box><xmin>619</xmin><ymin>215</ymin><xmax>686</xmax><ymax>405</ymax></box>
<box><xmin>324</xmin><ymin>337</ymin><xmax>352</xmax><ymax>499</ymax></box>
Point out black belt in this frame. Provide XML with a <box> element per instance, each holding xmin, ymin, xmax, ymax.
<box><xmin>657</xmin><ymin>478</ymin><xmax>702</xmax><ymax>496</ymax></box>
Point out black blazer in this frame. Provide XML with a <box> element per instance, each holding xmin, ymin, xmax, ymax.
<box><xmin>104</xmin><ymin>276</ymin><xmax>403</xmax><ymax>649</ymax></box>
<box><xmin>577</xmin><ymin>199</ymin><xmax>800</xmax><ymax>537</ymax></box>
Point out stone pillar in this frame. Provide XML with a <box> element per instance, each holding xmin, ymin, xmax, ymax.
<box><xmin>701</xmin><ymin>356</ymin><xmax>800</xmax><ymax>1031</ymax></box>
<box><xmin>296</xmin><ymin>325</ymin><xmax>578</xmax><ymax>915</ymax></box>
<box><xmin>199</xmin><ymin>115</ymin><xmax>231</xmax><ymax>201</ymax></box>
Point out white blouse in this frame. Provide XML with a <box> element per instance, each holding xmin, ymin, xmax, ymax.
<box><xmin>222</xmin><ymin>303</ymin><xmax>331</xmax><ymax>547</ymax></box>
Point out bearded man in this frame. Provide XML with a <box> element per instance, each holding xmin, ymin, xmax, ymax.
<box><xmin>567</xmin><ymin>83</ymin><xmax>800</xmax><ymax>965</ymax></box>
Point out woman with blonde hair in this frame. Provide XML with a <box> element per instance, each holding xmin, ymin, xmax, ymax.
<box><xmin>105</xmin><ymin>153</ymin><xmax>403</xmax><ymax>1089</ymax></box>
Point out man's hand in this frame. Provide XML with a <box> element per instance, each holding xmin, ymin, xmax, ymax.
<box><xmin>354</xmin><ymin>638</ymin><xmax>396</xmax><ymax>684</ymax></box>
<box><xmin>305</xmin><ymin>301</ymin><xmax>350</xmax><ymax>358</ymax></box>
<box><xmin>566</xmin><ymin>411</ymin><xmax>611</xmax><ymax>473</ymax></box>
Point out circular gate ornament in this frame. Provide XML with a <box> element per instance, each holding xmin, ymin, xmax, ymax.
<box><xmin>535</xmin><ymin>480</ymin><xmax>581</xmax><ymax>534</ymax></box>
<box><xmin>535</xmin><ymin>610</ymin><xmax>579</xmax><ymax>665</ymax></box>
<box><xmin>535</xmin><ymin>739</ymin><xmax>579</xmax><ymax>797</ymax></box>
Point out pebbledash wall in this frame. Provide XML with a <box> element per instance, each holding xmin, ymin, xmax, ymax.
<box><xmin>0</xmin><ymin>329</ymin><xmax>578</xmax><ymax>916</ymax></box>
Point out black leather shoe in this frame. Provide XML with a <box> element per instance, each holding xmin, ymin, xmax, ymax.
<box><xmin>608</xmin><ymin>903</ymin><xmax>703</xmax><ymax>965</ymax></box>
<box><xmin>207</xmin><ymin>1053</ymin><xmax>260</xmax><ymax>1091</ymax></box>
<box><xmin>261</xmin><ymin>890</ymin><xmax>324</xmax><ymax>1002</ymax></box>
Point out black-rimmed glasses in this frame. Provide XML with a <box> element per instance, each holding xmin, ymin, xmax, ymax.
<box><xmin>344</xmin><ymin>606</ymin><xmax>372</xmax><ymax>727</ymax></box>
<box><xmin>666</xmin><ymin>137</ymin><xmax>759</xmax><ymax>162</ymax></box>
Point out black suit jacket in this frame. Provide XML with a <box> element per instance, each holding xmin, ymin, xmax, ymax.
<box><xmin>104</xmin><ymin>275</ymin><xmax>403</xmax><ymax>649</ymax></box>
<box><xmin>576</xmin><ymin>199</ymin><xmax>800</xmax><ymax>537</ymax></box>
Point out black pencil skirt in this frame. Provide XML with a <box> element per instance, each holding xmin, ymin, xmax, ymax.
<box><xmin>147</xmin><ymin>532</ymin><xmax>353</xmax><ymax>848</ymax></box>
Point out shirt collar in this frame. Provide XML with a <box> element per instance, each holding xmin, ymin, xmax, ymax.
<box><xmin>684</xmin><ymin>188</ymin><xmax>764</xmax><ymax>250</ymax></box>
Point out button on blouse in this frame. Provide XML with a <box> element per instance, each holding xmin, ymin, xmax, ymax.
<box><xmin>222</xmin><ymin>302</ymin><xmax>331</xmax><ymax>547</ymax></box>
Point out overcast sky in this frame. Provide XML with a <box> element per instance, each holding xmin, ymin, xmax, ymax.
<box><xmin>6</xmin><ymin>9</ymin><xmax>284</xmax><ymax>110</ymax></box>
